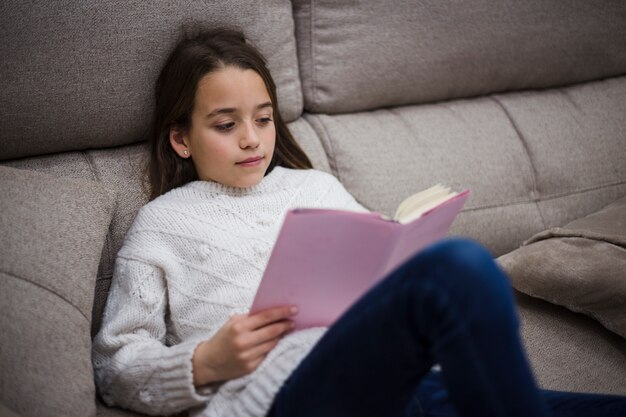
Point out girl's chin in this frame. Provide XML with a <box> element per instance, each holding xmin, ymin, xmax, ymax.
<box><xmin>229</xmin><ymin>174</ymin><xmax>266</xmax><ymax>189</ymax></box>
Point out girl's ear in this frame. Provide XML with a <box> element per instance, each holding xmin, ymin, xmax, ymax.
<box><xmin>169</xmin><ymin>127</ymin><xmax>191</xmax><ymax>158</ymax></box>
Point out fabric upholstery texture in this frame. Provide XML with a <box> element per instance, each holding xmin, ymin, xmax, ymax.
<box><xmin>0</xmin><ymin>166</ymin><xmax>116</xmax><ymax>417</ymax></box>
<box><xmin>2</xmin><ymin>145</ymin><xmax>149</xmax><ymax>336</ymax></box>
<box><xmin>306</xmin><ymin>98</ymin><xmax>536</xmax><ymax>210</ymax></box>
<box><xmin>499</xmin><ymin>195</ymin><xmax>626</xmax><ymax>338</ymax></box>
<box><xmin>287</xmin><ymin>118</ymin><xmax>332</xmax><ymax>174</ymax></box>
<box><xmin>517</xmin><ymin>292</ymin><xmax>626</xmax><ymax>395</ymax></box>
<box><xmin>293</xmin><ymin>0</ymin><xmax>626</xmax><ymax>113</ymax></box>
<box><xmin>305</xmin><ymin>76</ymin><xmax>626</xmax><ymax>256</ymax></box>
<box><xmin>0</xmin><ymin>403</ymin><xmax>21</xmax><ymax>417</ymax></box>
<box><xmin>96</xmin><ymin>401</ymin><xmax>146</xmax><ymax>417</ymax></box>
<box><xmin>0</xmin><ymin>0</ymin><xmax>302</xmax><ymax>161</ymax></box>
<box><xmin>493</xmin><ymin>76</ymin><xmax>626</xmax><ymax>197</ymax></box>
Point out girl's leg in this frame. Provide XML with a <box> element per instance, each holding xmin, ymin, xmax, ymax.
<box><xmin>540</xmin><ymin>390</ymin><xmax>626</xmax><ymax>417</ymax></box>
<box><xmin>408</xmin><ymin>370</ymin><xmax>626</xmax><ymax>417</ymax></box>
<box><xmin>267</xmin><ymin>238</ymin><xmax>550</xmax><ymax>417</ymax></box>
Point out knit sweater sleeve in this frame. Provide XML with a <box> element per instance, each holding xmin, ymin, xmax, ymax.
<box><xmin>92</xmin><ymin>255</ymin><xmax>213</xmax><ymax>415</ymax></box>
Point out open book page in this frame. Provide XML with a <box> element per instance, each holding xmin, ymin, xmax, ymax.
<box><xmin>382</xmin><ymin>189</ymin><xmax>470</xmax><ymax>277</ymax></box>
<box><xmin>394</xmin><ymin>184</ymin><xmax>459</xmax><ymax>224</ymax></box>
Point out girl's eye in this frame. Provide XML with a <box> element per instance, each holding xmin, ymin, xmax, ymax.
<box><xmin>257</xmin><ymin>117</ymin><xmax>273</xmax><ymax>125</ymax></box>
<box><xmin>215</xmin><ymin>122</ymin><xmax>235</xmax><ymax>132</ymax></box>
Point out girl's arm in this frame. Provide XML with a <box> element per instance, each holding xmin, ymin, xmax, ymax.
<box><xmin>93</xmin><ymin>256</ymin><xmax>297</xmax><ymax>414</ymax></box>
<box><xmin>93</xmin><ymin>257</ymin><xmax>211</xmax><ymax>415</ymax></box>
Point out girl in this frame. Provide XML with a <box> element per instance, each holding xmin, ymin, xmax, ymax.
<box><xmin>93</xmin><ymin>28</ymin><xmax>626</xmax><ymax>417</ymax></box>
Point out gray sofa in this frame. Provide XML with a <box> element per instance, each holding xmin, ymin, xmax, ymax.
<box><xmin>1</xmin><ymin>1</ymin><xmax>625</xmax><ymax>416</ymax></box>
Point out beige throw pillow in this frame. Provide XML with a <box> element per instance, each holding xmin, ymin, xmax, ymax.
<box><xmin>0</xmin><ymin>166</ymin><xmax>116</xmax><ymax>417</ymax></box>
<box><xmin>498</xmin><ymin>194</ymin><xmax>626</xmax><ymax>338</ymax></box>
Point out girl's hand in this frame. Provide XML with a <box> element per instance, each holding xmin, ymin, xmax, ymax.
<box><xmin>192</xmin><ymin>306</ymin><xmax>297</xmax><ymax>386</ymax></box>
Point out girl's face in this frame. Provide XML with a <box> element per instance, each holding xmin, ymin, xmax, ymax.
<box><xmin>171</xmin><ymin>66</ymin><xmax>276</xmax><ymax>188</ymax></box>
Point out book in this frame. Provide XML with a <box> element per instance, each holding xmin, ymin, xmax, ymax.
<box><xmin>249</xmin><ymin>185</ymin><xmax>470</xmax><ymax>329</ymax></box>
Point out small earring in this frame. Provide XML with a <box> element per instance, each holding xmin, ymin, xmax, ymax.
<box><xmin>183</xmin><ymin>150</ymin><xmax>189</xmax><ymax>156</ymax></box>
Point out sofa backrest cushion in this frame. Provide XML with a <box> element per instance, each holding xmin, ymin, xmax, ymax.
<box><xmin>0</xmin><ymin>166</ymin><xmax>116</xmax><ymax>417</ymax></box>
<box><xmin>294</xmin><ymin>0</ymin><xmax>626</xmax><ymax>113</ymax></box>
<box><xmin>0</xmin><ymin>0</ymin><xmax>302</xmax><ymax>161</ymax></box>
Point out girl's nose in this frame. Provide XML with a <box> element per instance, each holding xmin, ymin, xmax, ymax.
<box><xmin>240</xmin><ymin>122</ymin><xmax>260</xmax><ymax>148</ymax></box>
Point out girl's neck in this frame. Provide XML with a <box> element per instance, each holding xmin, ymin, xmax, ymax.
<box><xmin>186</xmin><ymin>166</ymin><xmax>289</xmax><ymax>195</ymax></box>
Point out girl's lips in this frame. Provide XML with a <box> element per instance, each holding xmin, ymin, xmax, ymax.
<box><xmin>236</xmin><ymin>156</ymin><xmax>263</xmax><ymax>167</ymax></box>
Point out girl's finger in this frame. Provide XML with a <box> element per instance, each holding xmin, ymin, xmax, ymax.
<box><xmin>241</xmin><ymin>306</ymin><xmax>298</xmax><ymax>331</ymax></box>
<box><xmin>237</xmin><ymin>320</ymin><xmax>294</xmax><ymax>349</ymax></box>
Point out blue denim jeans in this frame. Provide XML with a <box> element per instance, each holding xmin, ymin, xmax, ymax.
<box><xmin>267</xmin><ymin>239</ymin><xmax>626</xmax><ymax>417</ymax></box>
<box><xmin>411</xmin><ymin>368</ymin><xmax>626</xmax><ymax>417</ymax></box>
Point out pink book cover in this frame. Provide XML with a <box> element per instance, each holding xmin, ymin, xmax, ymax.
<box><xmin>250</xmin><ymin>190</ymin><xmax>470</xmax><ymax>329</ymax></box>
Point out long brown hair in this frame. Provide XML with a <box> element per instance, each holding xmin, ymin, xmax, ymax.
<box><xmin>148</xmin><ymin>27</ymin><xmax>312</xmax><ymax>200</ymax></box>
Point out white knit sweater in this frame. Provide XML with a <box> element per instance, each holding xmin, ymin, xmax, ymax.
<box><xmin>93</xmin><ymin>167</ymin><xmax>369</xmax><ymax>417</ymax></box>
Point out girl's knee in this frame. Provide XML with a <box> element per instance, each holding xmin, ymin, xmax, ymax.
<box><xmin>381</xmin><ymin>238</ymin><xmax>518</xmax><ymax>338</ymax></box>
<box><xmin>427</xmin><ymin>238</ymin><xmax>494</xmax><ymax>272</ymax></box>
<box><xmin>418</xmin><ymin>238</ymin><xmax>512</xmax><ymax>299</ymax></box>
<box><xmin>413</xmin><ymin>239</ymin><xmax>519</xmax><ymax>331</ymax></box>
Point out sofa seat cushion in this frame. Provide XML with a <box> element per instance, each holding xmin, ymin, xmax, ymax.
<box><xmin>516</xmin><ymin>292</ymin><xmax>626</xmax><ymax>395</ymax></box>
<box><xmin>96</xmin><ymin>400</ymin><xmax>146</xmax><ymax>417</ymax></box>
<box><xmin>0</xmin><ymin>166</ymin><xmax>116</xmax><ymax>416</ymax></box>
<box><xmin>499</xmin><ymin>194</ymin><xmax>626</xmax><ymax>338</ymax></box>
